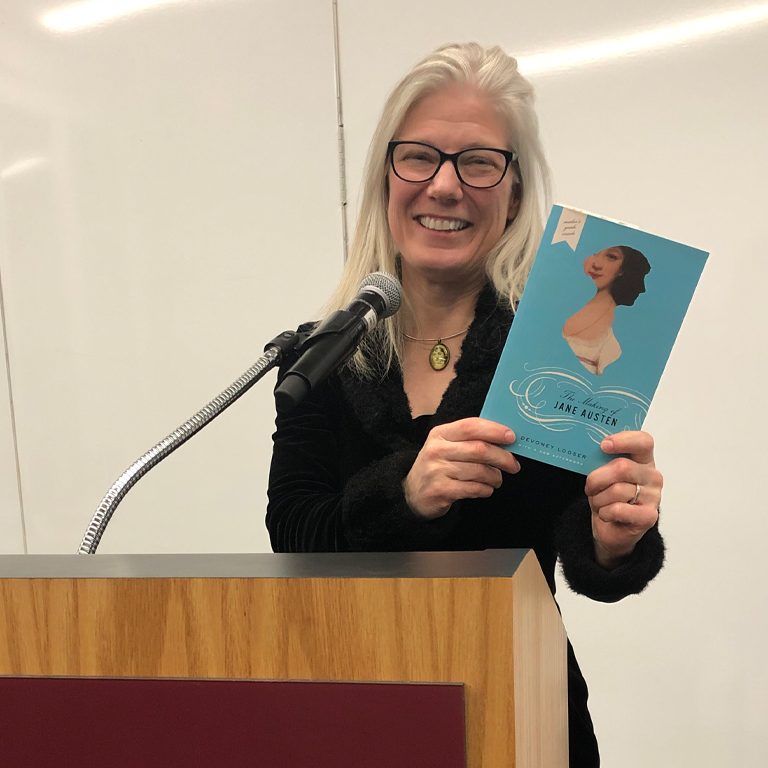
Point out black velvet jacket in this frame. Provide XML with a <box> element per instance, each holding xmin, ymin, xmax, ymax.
<box><xmin>267</xmin><ymin>287</ymin><xmax>664</xmax><ymax>602</ymax></box>
<box><xmin>267</xmin><ymin>286</ymin><xmax>665</xmax><ymax>767</ymax></box>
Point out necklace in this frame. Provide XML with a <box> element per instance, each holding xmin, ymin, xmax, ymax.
<box><xmin>403</xmin><ymin>326</ymin><xmax>471</xmax><ymax>371</ymax></box>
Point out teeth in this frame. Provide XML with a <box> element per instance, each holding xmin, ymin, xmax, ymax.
<box><xmin>417</xmin><ymin>216</ymin><xmax>469</xmax><ymax>231</ymax></box>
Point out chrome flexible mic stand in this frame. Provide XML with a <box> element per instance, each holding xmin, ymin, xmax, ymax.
<box><xmin>77</xmin><ymin>331</ymin><xmax>301</xmax><ymax>555</ymax></box>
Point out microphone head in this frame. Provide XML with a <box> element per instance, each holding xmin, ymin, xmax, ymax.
<box><xmin>359</xmin><ymin>272</ymin><xmax>402</xmax><ymax>319</ymax></box>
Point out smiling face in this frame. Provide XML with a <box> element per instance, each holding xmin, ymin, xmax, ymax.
<box><xmin>584</xmin><ymin>247</ymin><xmax>625</xmax><ymax>291</ymax></box>
<box><xmin>386</xmin><ymin>84</ymin><xmax>519</xmax><ymax>285</ymax></box>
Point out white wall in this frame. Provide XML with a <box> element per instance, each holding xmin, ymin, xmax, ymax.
<box><xmin>1</xmin><ymin>0</ymin><xmax>766</xmax><ymax>765</ymax></box>
<box><xmin>0</xmin><ymin>0</ymin><xmax>343</xmax><ymax>554</ymax></box>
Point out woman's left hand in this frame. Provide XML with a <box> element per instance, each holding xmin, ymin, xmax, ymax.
<box><xmin>584</xmin><ymin>431</ymin><xmax>663</xmax><ymax>570</ymax></box>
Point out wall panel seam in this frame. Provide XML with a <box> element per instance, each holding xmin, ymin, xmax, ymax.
<box><xmin>332</xmin><ymin>0</ymin><xmax>349</xmax><ymax>263</ymax></box>
<box><xmin>0</xmin><ymin>260</ymin><xmax>28</xmax><ymax>554</ymax></box>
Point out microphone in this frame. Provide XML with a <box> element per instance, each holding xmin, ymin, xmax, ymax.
<box><xmin>274</xmin><ymin>272</ymin><xmax>402</xmax><ymax>412</ymax></box>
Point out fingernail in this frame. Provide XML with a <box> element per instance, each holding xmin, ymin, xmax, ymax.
<box><xmin>504</xmin><ymin>429</ymin><xmax>514</xmax><ymax>443</ymax></box>
<box><xmin>601</xmin><ymin>439</ymin><xmax>614</xmax><ymax>452</ymax></box>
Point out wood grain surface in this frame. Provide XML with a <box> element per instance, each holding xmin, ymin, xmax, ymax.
<box><xmin>0</xmin><ymin>550</ymin><xmax>566</xmax><ymax>767</ymax></box>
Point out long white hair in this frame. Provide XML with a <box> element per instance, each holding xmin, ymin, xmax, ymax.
<box><xmin>326</xmin><ymin>42</ymin><xmax>551</xmax><ymax>375</ymax></box>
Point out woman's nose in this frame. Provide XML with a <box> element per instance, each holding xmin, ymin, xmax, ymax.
<box><xmin>427</xmin><ymin>160</ymin><xmax>463</xmax><ymax>201</ymax></box>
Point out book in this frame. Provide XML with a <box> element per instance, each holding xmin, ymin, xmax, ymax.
<box><xmin>480</xmin><ymin>205</ymin><xmax>708</xmax><ymax>475</ymax></box>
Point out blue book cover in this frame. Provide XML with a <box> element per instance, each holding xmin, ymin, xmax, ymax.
<box><xmin>480</xmin><ymin>205</ymin><xmax>708</xmax><ymax>475</ymax></box>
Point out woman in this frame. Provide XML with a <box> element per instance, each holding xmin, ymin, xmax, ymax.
<box><xmin>563</xmin><ymin>245</ymin><xmax>651</xmax><ymax>375</ymax></box>
<box><xmin>267</xmin><ymin>43</ymin><xmax>664</xmax><ymax>766</ymax></box>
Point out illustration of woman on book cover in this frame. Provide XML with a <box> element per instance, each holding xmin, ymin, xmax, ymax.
<box><xmin>562</xmin><ymin>245</ymin><xmax>651</xmax><ymax>376</ymax></box>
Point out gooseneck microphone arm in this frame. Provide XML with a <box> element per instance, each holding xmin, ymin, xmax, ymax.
<box><xmin>77</xmin><ymin>331</ymin><xmax>303</xmax><ymax>555</ymax></box>
<box><xmin>77</xmin><ymin>272</ymin><xmax>402</xmax><ymax>555</ymax></box>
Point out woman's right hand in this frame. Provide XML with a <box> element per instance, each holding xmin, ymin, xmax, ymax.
<box><xmin>403</xmin><ymin>417</ymin><xmax>521</xmax><ymax>519</ymax></box>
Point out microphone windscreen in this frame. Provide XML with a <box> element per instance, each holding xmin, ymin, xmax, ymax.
<box><xmin>358</xmin><ymin>272</ymin><xmax>402</xmax><ymax>319</ymax></box>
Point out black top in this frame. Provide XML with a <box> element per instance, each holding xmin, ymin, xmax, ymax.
<box><xmin>266</xmin><ymin>285</ymin><xmax>666</xmax><ymax>768</ymax></box>
<box><xmin>266</xmin><ymin>286</ymin><xmax>664</xmax><ymax>602</ymax></box>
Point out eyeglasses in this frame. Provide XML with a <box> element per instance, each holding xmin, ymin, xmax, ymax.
<box><xmin>387</xmin><ymin>141</ymin><xmax>518</xmax><ymax>189</ymax></box>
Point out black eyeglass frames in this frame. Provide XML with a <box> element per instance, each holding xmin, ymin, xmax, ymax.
<box><xmin>387</xmin><ymin>141</ymin><xmax>518</xmax><ymax>189</ymax></box>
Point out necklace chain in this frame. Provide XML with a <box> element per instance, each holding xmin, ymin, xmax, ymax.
<box><xmin>402</xmin><ymin>326</ymin><xmax>471</xmax><ymax>343</ymax></box>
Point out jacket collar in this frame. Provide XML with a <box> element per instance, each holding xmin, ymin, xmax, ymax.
<box><xmin>339</xmin><ymin>285</ymin><xmax>513</xmax><ymax>449</ymax></box>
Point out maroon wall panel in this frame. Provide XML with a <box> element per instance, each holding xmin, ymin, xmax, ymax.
<box><xmin>0</xmin><ymin>677</ymin><xmax>465</xmax><ymax>767</ymax></box>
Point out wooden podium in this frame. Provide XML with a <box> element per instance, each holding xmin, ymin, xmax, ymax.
<box><xmin>0</xmin><ymin>549</ymin><xmax>567</xmax><ymax>767</ymax></box>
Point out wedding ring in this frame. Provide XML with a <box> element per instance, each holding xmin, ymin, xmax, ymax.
<box><xmin>628</xmin><ymin>483</ymin><xmax>641</xmax><ymax>505</ymax></box>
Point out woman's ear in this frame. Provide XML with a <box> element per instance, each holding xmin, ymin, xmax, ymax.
<box><xmin>507</xmin><ymin>185</ymin><xmax>522</xmax><ymax>224</ymax></box>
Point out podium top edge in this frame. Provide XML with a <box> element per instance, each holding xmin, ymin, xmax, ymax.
<box><xmin>0</xmin><ymin>549</ymin><xmax>530</xmax><ymax>580</ymax></box>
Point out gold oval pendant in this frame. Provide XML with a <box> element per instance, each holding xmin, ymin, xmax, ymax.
<box><xmin>429</xmin><ymin>342</ymin><xmax>450</xmax><ymax>371</ymax></box>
